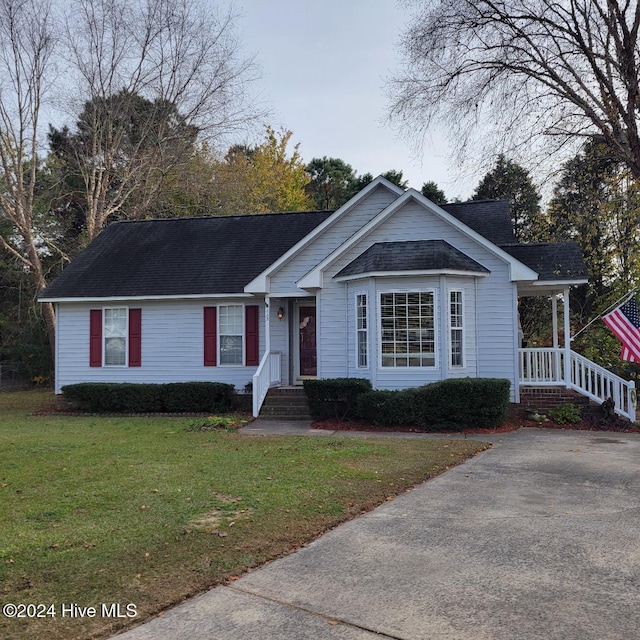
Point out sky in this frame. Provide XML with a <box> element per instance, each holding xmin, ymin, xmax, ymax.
<box><xmin>234</xmin><ymin>0</ymin><xmax>478</xmax><ymax>201</ymax></box>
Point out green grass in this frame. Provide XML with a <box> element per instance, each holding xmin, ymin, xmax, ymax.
<box><xmin>0</xmin><ymin>390</ymin><xmax>489</xmax><ymax>640</ymax></box>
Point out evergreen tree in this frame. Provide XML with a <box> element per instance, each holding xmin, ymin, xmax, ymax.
<box><xmin>421</xmin><ymin>181</ymin><xmax>447</xmax><ymax>204</ymax></box>
<box><xmin>472</xmin><ymin>155</ymin><xmax>543</xmax><ymax>242</ymax></box>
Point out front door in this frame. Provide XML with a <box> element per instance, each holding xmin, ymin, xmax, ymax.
<box><xmin>298</xmin><ymin>305</ymin><xmax>317</xmax><ymax>377</ymax></box>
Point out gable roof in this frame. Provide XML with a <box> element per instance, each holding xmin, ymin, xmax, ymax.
<box><xmin>40</xmin><ymin>210</ymin><xmax>333</xmax><ymax>300</ymax></box>
<box><xmin>335</xmin><ymin>240</ymin><xmax>490</xmax><ymax>280</ymax></box>
<box><xmin>297</xmin><ymin>189</ymin><xmax>540</xmax><ymax>289</ymax></box>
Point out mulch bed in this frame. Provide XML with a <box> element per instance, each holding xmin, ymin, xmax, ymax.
<box><xmin>311</xmin><ymin>404</ymin><xmax>640</xmax><ymax>435</ymax></box>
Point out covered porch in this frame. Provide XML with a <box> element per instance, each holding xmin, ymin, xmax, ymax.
<box><xmin>517</xmin><ymin>285</ymin><xmax>636</xmax><ymax>421</ymax></box>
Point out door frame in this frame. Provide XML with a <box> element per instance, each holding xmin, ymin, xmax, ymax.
<box><xmin>292</xmin><ymin>299</ymin><xmax>317</xmax><ymax>384</ymax></box>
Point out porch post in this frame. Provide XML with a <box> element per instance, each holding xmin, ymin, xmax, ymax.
<box><xmin>264</xmin><ymin>295</ymin><xmax>271</xmax><ymax>354</ymax></box>
<box><xmin>563</xmin><ymin>288</ymin><xmax>571</xmax><ymax>387</ymax></box>
<box><xmin>551</xmin><ymin>295</ymin><xmax>559</xmax><ymax>348</ymax></box>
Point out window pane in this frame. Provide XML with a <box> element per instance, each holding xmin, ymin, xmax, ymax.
<box><xmin>104</xmin><ymin>308</ymin><xmax>126</xmax><ymax>366</ymax></box>
<box><xmin>219</xmin><ymin>305</ymin><xmax>243</xmax><ymax>365</ymax></box>
<box><xmin>105</xmin><ymin>337</ymin><xmax>126</xmax><ymax>365</ymax></box>
<box><xmin>220</xmin><ymin>335</ymin><xmax>242</xmax><ymax>365</ymax></box>
<box><xmin>380</xmin><ymin>292</ymin><xmax>435</xmax><ymax>367</ymax></box>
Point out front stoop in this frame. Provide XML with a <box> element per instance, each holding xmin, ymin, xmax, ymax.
<box><xmin>259</xmin><ymin>387</ymin><xmax>311</xmax><ymax>420</ymax></box>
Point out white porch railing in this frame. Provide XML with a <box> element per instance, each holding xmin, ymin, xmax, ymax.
<box><xmin>519</xmin><ymin>348</ymin><xmax>636</xmax><ymax>421</ymax></box>
<box><xmin>252</xmin><ymin>351</ymin><xmax>282</xmax><ymax>417</ymax></box>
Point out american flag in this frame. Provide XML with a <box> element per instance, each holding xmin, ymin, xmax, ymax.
<box><xmin>602</xmin><ymin>297</ymin><xmax>640</xmax><ymax>362</ymax></box>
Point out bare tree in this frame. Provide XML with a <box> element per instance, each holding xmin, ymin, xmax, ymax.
<box><xmin>0</xmin><ymin>0</ymin><xmax>57</xmax><ymax>354</ymax></box>
<box><xmin>0</xmin><ymin>0</ymin><xmax>260</xmax><ymax>355</ymax></box>
<box><xmin>58</xmin><ymin>0</ymin><xmax>261</xmax><ymax>241</ymax></box>
<box><xmin>390</xmin><ymin>1</ymin><xmax>640</xmax><ymax>178</ymax></box>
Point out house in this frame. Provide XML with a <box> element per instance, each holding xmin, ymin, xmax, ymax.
<box><xmin>39</xmin><ymin>177</ymin><xmax>636</xmax><ymax>420</ymax></box>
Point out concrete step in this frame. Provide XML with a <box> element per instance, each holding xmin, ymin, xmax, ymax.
<box><xmin>259</xmin><ymin>387</ymin><xmax>311</xmax><ymax>420</ymax></box>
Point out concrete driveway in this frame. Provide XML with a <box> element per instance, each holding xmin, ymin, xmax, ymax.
<box><xmin>115</xmin><ymin>428</ymin><xmax>640</xmax><ymax>639</ymax></box>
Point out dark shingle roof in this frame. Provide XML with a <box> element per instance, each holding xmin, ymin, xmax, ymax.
<box><xmin>440</xmin><ymin>200</ymin><xmax>516</xmax><ymax>245</ymax></box>
<box><xmin>40</xmin><ymin>211</ymin><xmax>333</xmax><ymax>299</ymax></box>
<box><xmin>500</xmin><ymin>242</ymin><xmax>589</xmax><ymax>281</ymax></box>
<box><xmin>336</xmin><ymin>240</ymin><xmax>490</xmax><ymax>278</ymax></box>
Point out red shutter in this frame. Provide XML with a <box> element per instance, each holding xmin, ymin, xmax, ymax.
<box><xmin>128</xmin><ymin>308</ymin><xmax>142</xmax><ymax>367</ymax></box>
<box><xmin>245</xmin><ymin>305</ymin><xmax>260</xmax><ymax>366</ymax></box>
<box><xmin>89</xmin><ymin>309</ymin><xmax>102</xmax><ymax>367</ymax></box>
<box><xmin>204</xmin><ymin>306</ymin><xmax>217</xmax><ymax>366</ymax></box>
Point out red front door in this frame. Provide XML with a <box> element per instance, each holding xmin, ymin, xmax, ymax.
<box><xmin>299</xmin><ymin>306</ymin><xmax>317</xmax><ymax>377</ymax></box>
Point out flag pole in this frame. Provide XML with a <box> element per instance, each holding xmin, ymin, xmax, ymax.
<box><xmin>571</xmin><ymin>289</ymin><xmax>637</xmax><ymax>341</ymax></box>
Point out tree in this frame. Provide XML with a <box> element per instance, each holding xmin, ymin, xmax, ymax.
<box><xmin>56</xmin><ymin>0</ymin><xmax>259</xmax><ymax>242</ymax></box>
<box><xmin>547</xmin><ymin>138</ymin><xmax>640</xmax><ymax>321</ymax></box>
<box><xmin>212</xmin><ymin>127</ymin><xmax>313</xmax><ymax>214</ymax></box>
<box><xmin>472</xmin><ymin>155</ymin><xmax>543</xmax><ymax>242</ymax></box>
<box><xmin>0</xmin><ymin>0</ymin><xmax>57</xmax><ymax>356</ymax></box>
<box><xmin>48</xmin><ymin>90</ymin><xmax>199</xmax><ymax>240</ymax></box>
<box><xmin>421</xmin><ymin>181</ymin><xmax>447</xmax><ymax>204</ymax></box>
<box><xmin>0</xmin><ymin>0</ymin><xmax>258</xmax><ymax>353</ymax></box>
<box><xmin>390</xmin><ymin>1</ymin><xmax>640</xmax><ymax>179</ymax></box>
<box><xmin>306</xmin><ymin>157</ymin><xmax>358</xmax><ymax>210</ymax></box>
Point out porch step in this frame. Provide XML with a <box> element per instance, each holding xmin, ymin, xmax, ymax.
<box><xmin>520</xmin><ymin>387</ymin><xmax>592</xmax><ymax>410</ymax></box>
<box><xmin>259</xmin><ymin>387</ymin><xmax>311</xmax><ymax>419</ymax></box>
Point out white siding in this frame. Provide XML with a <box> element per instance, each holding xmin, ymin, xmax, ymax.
<box><xmin>269</xmin><ymin>186</ymin><xmax>397</xmax><ymax>295</ymax></box>
<box><xmin>55</xmin><ymin>299</ymin><xmax>265</xmax><ymax>393</ymax></box>
<box><xmin>316</xmin><ymin>200</ymin><xmax>518</xmax><ymax>399</ymax></box>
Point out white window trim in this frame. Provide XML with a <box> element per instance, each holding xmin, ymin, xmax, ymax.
<box><xmin>448</xmin><ymin>289</ymin><xmax>465</xmax><ymax>369</ymax></box>
<box><xmin>377</xmin><ymin>289</ymin><xmax>438</xmax><ymax>369</ymax></box>
<box><xmin>217</xmin><ymin>303</ymin><xmax>245</xmax><ymax>367</ymax></box>
<box><xmin>103</xmin><ymin>306</ymin><xmax>128</xmax><ymax>368</ymax></box>
<box><xmin>355</xmin><ymin>292</ymin><xmax>369</xmax><ymax>369</ymax></box>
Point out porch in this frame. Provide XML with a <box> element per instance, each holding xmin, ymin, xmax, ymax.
<box><xmin>519</xmin><ymin>347</ymin><xmax>636</xmax><ymax>421</ymax></box>
<box><xmin>518</xmin><ymin>286</ymin><xmax>636</xmax><ymax>422</ymax></box>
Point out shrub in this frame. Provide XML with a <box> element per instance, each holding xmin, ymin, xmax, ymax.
<box><xmin>303</xmin><ymin>378</ymin><xmax>372</xmax><ymax>420</ymax></box>
<box><xmin>356</xmin><ymin>388</ymin><xmax>418</xmax><ymax>425</ymax></box>
<box><xmin>413</xmin><ymin>378</ymin><xmax>510</xmax><ymax>431</ymax></box>
<box><xmin>547</xmin><ymin>403</ymin><xmax>582</xmax><ymax>424</ymax></box>
<box><xmin>61</xmin><ymin>382</ymin><xmax>235</xmax><ymax>413</ymax></box>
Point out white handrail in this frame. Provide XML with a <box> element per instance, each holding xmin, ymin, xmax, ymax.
<box><xmin>519</xmin><ymin>348</ymin><xmax>636</xmax><ymax>421</ymax></box>
<box><xmin>252</xmin><ymin>351</ymin><xmax>282</xmax><ymax>417</ymax></box>
<box><xmin>568</xmin><ymin>351</ymin><xmax>636</xmax><ymax>421</ymax></box>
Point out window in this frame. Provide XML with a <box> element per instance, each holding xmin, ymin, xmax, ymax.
<box><xmin>380</xmin><ymin>292</ymin><xmax>435</xmax><ymax>367</ymax></box>
<box><xmin>356</xmin><ymin>293</ymin><xmax>368</xmax><ymax>368</ymax></box>
<box><xmin>219</xmin><ymin>304</ymin><xmax>243</xmax><ymax>365</ymax></box>
<box><xmin>104</xmin><ymin>307</ymin><xmax>127</xmax><ymax>366</ymax></box>
<box><xmin>449</xmin><ymin>290</ymin><xmax>464</xmax><ymax>367</ymax></box>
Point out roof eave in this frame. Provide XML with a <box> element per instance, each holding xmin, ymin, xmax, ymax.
<box><xmin>333</xmin><ymin>269</ymin><xmax>490</xmax><ymax>283</ymax></box>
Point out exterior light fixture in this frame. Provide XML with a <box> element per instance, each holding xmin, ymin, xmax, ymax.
<box><xmin>277</xmin><ymin>307</ymin><xmax>285</xmax><ymax>320</ymax></box>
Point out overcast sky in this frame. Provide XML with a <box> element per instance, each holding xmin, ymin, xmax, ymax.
<box><xmin>235</xmin><ymin>0</ymin><xmax>479</xmax><ymax>202</ymax></box>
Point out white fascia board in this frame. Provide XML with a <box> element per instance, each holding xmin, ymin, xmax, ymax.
<box><xmin>298</xmin><ymin>189</ymin><xmax>539</xmax><ymax>289</ymax></box>
<box><xmin>530</xmin><ymin>278</ymin><xmax>589</xmax><ymax>287</ymax></box>
<box><xmin>333</xmin><ymin>269</ymin><xmax>490</xmax><ymax>283</ymax></box>
<box><xmin>243</xmin><ymin>176</ymin><xmax>405</xmax><ymax>294</ymax></box>
<box><xmin>39</xmin><ymin>293</ymin><xmax>255</xmax><ymax>303</ymax></box>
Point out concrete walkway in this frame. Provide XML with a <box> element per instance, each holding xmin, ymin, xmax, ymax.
<box><xmin>115</xmin><ymin>427</ymin><xmax>640</xmax><ymax>640</ymax></box>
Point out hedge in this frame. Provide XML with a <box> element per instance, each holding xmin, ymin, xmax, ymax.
<box><xmin>303</xmin><ymin>378</ymin><xmax>372</xmax><ymax>420</ymax></box>
<box><xmin>61</xmin><ymin>382</ymin><xmax>235</xmax><ymax>413</ymax></box>
<box><xmin>412</xmin><ymin>378</ymin><xmax>510</xmax><ymax>431</ymax></box>
<box><xmin>323</xmin><ymin>377</ymin><xmax>510</xmax><ymax>430</ymax></box>
<box><xmin>356</xmin><ymin>388</ymin><xmax>420</xmax><ymax>426</ymax></box>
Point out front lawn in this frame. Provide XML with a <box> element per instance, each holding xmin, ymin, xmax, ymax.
<box><xmin>0</xmin><ymin>391</ymin><xmax>489</xmax><ymax>640</ymax></box>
